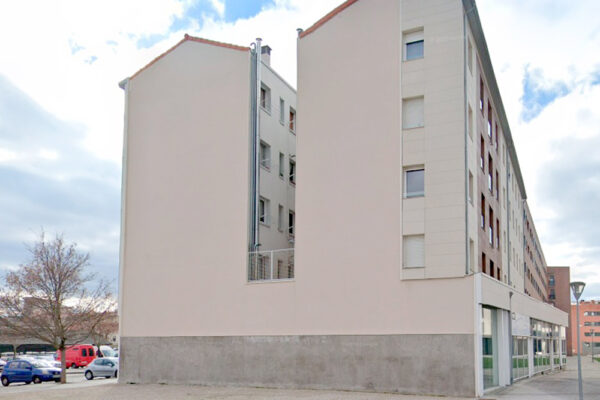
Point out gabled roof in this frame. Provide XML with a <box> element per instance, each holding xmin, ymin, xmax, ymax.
<box><xmin>129</xmin><ymin>34</ymin><xmax>250</xmax><ymax>81</ymax></box>
<box><xmin>299</xmin><ymin>0</ymin><xmax>359</xmax><ymax>39</ymax></box>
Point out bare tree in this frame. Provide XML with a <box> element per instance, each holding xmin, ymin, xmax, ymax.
<box><xmin>0</xmin><ymin>232</ymin><xmax>115</xmax><ymax>383</ymax></box>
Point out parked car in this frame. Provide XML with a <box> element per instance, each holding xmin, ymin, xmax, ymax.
<box><xmin>33</xmin><ymin>355</ymin><xmax>61</xmax><ymax>369</ymax></box>
<box><xmin>97</xmin><ymin>345</ymin><xmax>118</xmax><ymax>358</ymax></box>
<box><xmin>55</xmin><ymin>345</ymin><xmax>96</xmax><ymax>369</ymax></box>
<box><xmin>84</xmin><ymin>358</ymin><xmax>118</xmax><ymax>380</ymax></box>
<box><xmin>0</xmin><ymin>359</ymin><xmax>5</xmax><ymax>372</ymax></box>
<box><xmin>1</xmin><ymin>359</ymin><xmax>61</xmax><ymax>386</ymax></box>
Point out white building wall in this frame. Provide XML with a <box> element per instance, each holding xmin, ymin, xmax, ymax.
<box><xmin>257</xmin><ymin>62</ymin><xmax>297</xmax><ymax>252</ymax></box>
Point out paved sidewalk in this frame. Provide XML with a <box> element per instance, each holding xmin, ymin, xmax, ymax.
<box><xmin>2</xmin><ymin>356</ymin><xmax>599</xmax><ymax>399</ymax></box>
<box><xmin>490</xmin><ymin>356</ymin><xmax>600</xmax><ymax>399</ymax></box>
<box><xmin>0</xmin><ymin>382</ymin><xmax>474</xmax><ymax>400</ymax></box>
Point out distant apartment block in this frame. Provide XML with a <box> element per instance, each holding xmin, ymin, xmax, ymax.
<box><xmin>570</xmin><ymin>300</ymin><xmax>600</xmax><ymax>355</ymax></box>
<box><xmin>547</xmin><ymin>266</ymin><xmax>572</xmax><ymax>355</ymax></box>
<box><xmin>118</xmin><ymin>0</ymin><xmax>568</xmax><ymax>398</ymax></box>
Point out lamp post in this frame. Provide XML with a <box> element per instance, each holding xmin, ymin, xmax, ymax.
<box><xmin>592</xmin><ymin>329</ymin><xmax>595</xmax><ymax>363</ymax></box>
<box><xmin>571</xmin><ymin>281</ymin><xmax>586</xmax><ymax>400</ymax></box>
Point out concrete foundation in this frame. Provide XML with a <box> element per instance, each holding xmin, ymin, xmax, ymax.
<box><xmin>120</xmin><ymin>334</ymin><xmax>475</xmax><ymax>397</ymax></box>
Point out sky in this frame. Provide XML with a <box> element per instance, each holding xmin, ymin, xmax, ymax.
<box><xmin>0</xmin><ymin>0</ymin><xmax>599</xmax><ymax>300</ymax></box>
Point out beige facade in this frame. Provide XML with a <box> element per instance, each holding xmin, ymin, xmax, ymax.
<box><xmin>118</xmin><ymin>1</ymin><xmax>568</xmax><ymax>398</ymax></box>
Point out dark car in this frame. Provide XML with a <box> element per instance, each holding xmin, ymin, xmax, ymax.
<box><xmin>1</xmin><ymin>359</ymin><xmax>61</xmax><ymax>386</ymax></box>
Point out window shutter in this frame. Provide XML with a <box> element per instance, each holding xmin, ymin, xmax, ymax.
<box><xmin>403</xmin><ymin>235</ymin><xmax>425</xmax><ymax>268</ymax></box>
<box><xmin>402</xmin><ymin>97</ymin><xmax>424</xmax><ymax>129</ymax></box>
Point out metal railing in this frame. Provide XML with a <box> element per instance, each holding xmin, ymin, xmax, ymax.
<box><xmin>248</xmin><ymin>248</ymin><xmax>294</xmax><ymax>282</ymax></box>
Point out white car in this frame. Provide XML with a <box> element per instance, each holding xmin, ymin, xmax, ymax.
<box><xmin>84</xmin><ymin>358</ymin><xmax>118</xmax><ymax>380</ymax></box>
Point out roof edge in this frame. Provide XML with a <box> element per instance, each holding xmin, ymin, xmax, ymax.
<box><xmin>129</xmin><ymin>34</ymin><xmax>250</xmax><ymax>81</ymax></box>
<box><xmin>299</xmin><ymin>0</ymin><xmax>360</xmax><ymax>39</ymax></box>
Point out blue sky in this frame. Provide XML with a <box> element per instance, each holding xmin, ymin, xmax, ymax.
<box><xmin>0</xmin><ymin>0</ymin><xmax>599</xmax><ymax>300</ymax></box>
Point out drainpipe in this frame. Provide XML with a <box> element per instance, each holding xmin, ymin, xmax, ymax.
<box><xmin>252</xmin><ymin>38</ymin><xmax>262</xmax><ymax>252</ymax></box>
<box><xmin>463</xmin><ymin>7</ymin><xmax>470</xmax><ymax>276</ymax></box>
<box><xmin>509</xmin><ymin>291</ymin><xmax>514</xmax><ymax>385</ymax></box>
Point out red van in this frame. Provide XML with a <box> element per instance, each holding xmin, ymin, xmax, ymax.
<box><xmin>56</xmin><ymin>345</ymin><xmax>96</xmax><ymax>368</ymax></box>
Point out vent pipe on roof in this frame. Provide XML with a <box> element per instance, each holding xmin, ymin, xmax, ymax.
<box><xmin>261</xmin><ymin>45</ymin><xmax>271</xmax><ymax>66</ymax></box>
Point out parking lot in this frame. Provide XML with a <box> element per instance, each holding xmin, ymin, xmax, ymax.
<box><xmin>0</xmin><ymin>370</ymin><xmax>114</xmax><ymax>397</ymax></box>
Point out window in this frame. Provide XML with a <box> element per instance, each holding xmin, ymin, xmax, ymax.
<box><xmin>481</xmin><ymin>194</ymin><xmax>485</xmax><ymax>229</ymax></box>
<box><xmin>259</xmin><ymin>197</ymin><xmax>270</xmax><ymax>225</ymax></box>
<box><xmin>496</xmin><ymin>219</ymin><xmax>500</xmax><ymax>249</ymax></box>
<box><xmin>482</xmin><ymin>252</ymin><xmax>486</xmax><ymax>274</ymax></box>
<box><xmin>81</xmin><ymin>348</ymin><xmax>87</xmax><ymax>357</ymax></box>
<box><xmin>288</xmin><ymin>210</ymin><xmax>295</xmax><ymax>237</ymax></box>
<box><xmin>495</xmin><ymin>171</ymin><xmax>499</xmax><ymax>200</ymax></box>
<box><xmin>490</xmin><ymin>260</ymin><xmax>495</xmax><ymax>278</ymax></box>
<box><xmin>405</xmin><ymin>168</ymin><xmax>424</xmax><ymax>198</ymax></box>
<box><xmin>489</xmin><ymin>207</ymin><xmax>494</xmax><ymax>246</ymax></box>
<box><xmin>487</xmin><ymin>102</ymin><xmax>493</xmax><ymax>138</ymax></box>
<box><xmin>289</xmin><ymin>107</ymin><xmax>296</xmax><ymax>132</ymax></box>
<box><xmin>404</xmin><ymin>29</ymin><xmax>424</xmax><ymax>60</ymax></box>
<box><xmin>488</xmin><ymin>154</ymin><xmax>493</xmax><ymax>192</ymax></box>
<box><xmin>467</xmin><ymin>38</ymin><xmax>473</xmax><ymax>74</ymax></box>
<box><xmin>260</xmin><ymin>141</ymin><xmax>271</xmax><ymax>169</ymax></box>
<box><xmin>289</xmin><ymin>159</ymin><xmax>296</xmax><ymax>185</ymax></box>
<box><xmin>495</xmin><ymin>122</ymin><xmax>499</xmax><ymax>150</ymax></box>
<box><xmin>402</xmin><ymin>97</ymin><xmax>424</xmax><ymax>129</ymax></box>
<box><xmin>89</xmin><ymin>348</ymin><xmax>94</xmax><ymax>356</ymax></box>
<box><xmin>403</xmin><ymin>235</ymin><xmax>425</xmax><ymax>268</ymax></box>
<box><xmin>278</xmin><ymin>204</ymin><xmax>284</xmax><ymax>231</ymax></box>
<box><xmin>260</xmin><ymin>83</ymin><xmax>271</xmax><ymax>112</ymax></box>
<box><xmin>549</xmin><ymin>275</ymin><xmax>555</xmax><ymax>286</ymax></box>
<box><xmin>468</xmin><ymin>105</ymin><xmax>473</xmax><ymax>140</ymax></box>
<box><xmin>480</xmin><ymin>135</ymin><xmax>485</xmax><ymax>170</ymax></box>
<box><xmin>468</xmin><ymin>171</ymin><xmax>474</xmax><ymax>204</ymax></box>
<box><xmin>279</xmin><ymin>97</ymin><xmax>285</xmax><ymax>124</ymax></box>
<box><xmin>279</xmin><ymin>152</ymin><xmax>284</xmax><ymax>178</ymax></box>
<box><xmin>479</xmin><ymin>77</ymin><xmax>485</xmax><ymax>111</ymax></box>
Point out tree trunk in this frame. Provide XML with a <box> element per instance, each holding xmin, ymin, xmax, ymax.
<box><xmin>60</xmin><ymin>346</ymin><xmax>67</xmax><ymax>384</ymax></box>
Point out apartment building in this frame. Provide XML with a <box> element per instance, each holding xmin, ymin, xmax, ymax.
<box><xmin>547</xmin><ymin>266</ymin><xmax>572</xmax><ymax>355</ymax></box>
<box><xmin>118</xmin><ymin>1</ymin><xmax>567</xmax><ymax>398</ymax></box>
<box><xmin>571</xmin><ymin>300</ymin><xmax>600</xmax><ymax>355</ymax></box>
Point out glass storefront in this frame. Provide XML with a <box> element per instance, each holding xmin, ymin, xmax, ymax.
<box><xmin>531</xmin><ymin>319</ymin><xmax>559</xmax><ymax>374</ymax></box>
<box><xmin>512</xmin><ymin>336</ymin><xmax>529</xmax><ymax>380</ymax></box>
<box><xmin>482</xmin><ymin>306</ymin><xmax>498</xmax><ymax>389</ymax></box>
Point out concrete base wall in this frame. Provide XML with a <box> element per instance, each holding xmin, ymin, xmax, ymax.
<box><xmin>120</xmin><ymin>334</ymin><xmax>475</xmax><ymax>397</ymax></box>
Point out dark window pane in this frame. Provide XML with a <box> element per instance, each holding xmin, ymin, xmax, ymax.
<box><xmin>406</xmin><ymin>40</ymin><xmax>424</xmax><ymax>60</ymax></box>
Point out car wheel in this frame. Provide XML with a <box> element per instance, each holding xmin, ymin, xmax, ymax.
<box><xmin>25</xmin><ymin>381</ymin><xmax>31</xmax><ymax>385</ymax></box>
<box><xmin>72</xmin><ymin>364</ymin><xmax>78</xmax><ymax>369</ymax></box>
<box><xmin>54</xmin><ymin>378</ymin><xmax>60</xmax><ymax>383</ymax></box>
<box><xmin>114</xmin><ymin>370</ymin><xmax>118</xmax><ymax>378</ymax></box>
<box><xmin>1</xmin><ymin>377</ymin><xmax>9</xmax><ymax>387</ymax></box>
<box><xmin>33</xmin><ymin>376</ymin><xmax>42</xmax><ymax>384</ymax></box>
<box><xmin>85</xmin><ymin>371</ymin><xmax>93</xmax><ymax>380</ymax></box>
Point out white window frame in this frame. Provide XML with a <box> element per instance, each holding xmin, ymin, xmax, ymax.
<box><xmin>260</xmin><ymin>83</ymin><xmax>271</xmax><ymax>112</ymax></box>
<box><xmin>259</xmin><ymin>197</ymin><xmax>270</xmax><ymax>226</ymax></box>
<box><xmin>259</xmin><ymin>140</ymin><xmax>271</xmax><ymax>170</ymax></box>
<box><xmin>278</xmin><ymin>204</ymin><xmax>284</xmax><ymax>232</ymax></box>
<box><xmin>279</xmin><ymin>97</ymin><xmax>285</xmax><ymax>124</ymax></box>
<box><xmin>278</xmin><ymin>152</ymin><xmax>285</xmax><ymax>179</ymax></box>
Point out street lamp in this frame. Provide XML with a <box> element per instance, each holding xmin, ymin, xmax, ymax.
<box><xmin>592</xmin><ymin>329</ymin><xmax>595</xmax><ymax>363</ymax></box>
<box><xmin>571</xmin><ymin>281</ymin><xmax>586</xmax><ymax>400</ymax></box>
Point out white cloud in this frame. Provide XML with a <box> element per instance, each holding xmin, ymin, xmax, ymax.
<box><xmin>209</xmin><ymin>0</ymin><xmax>225</xmax><ymax>18</ymax></box>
